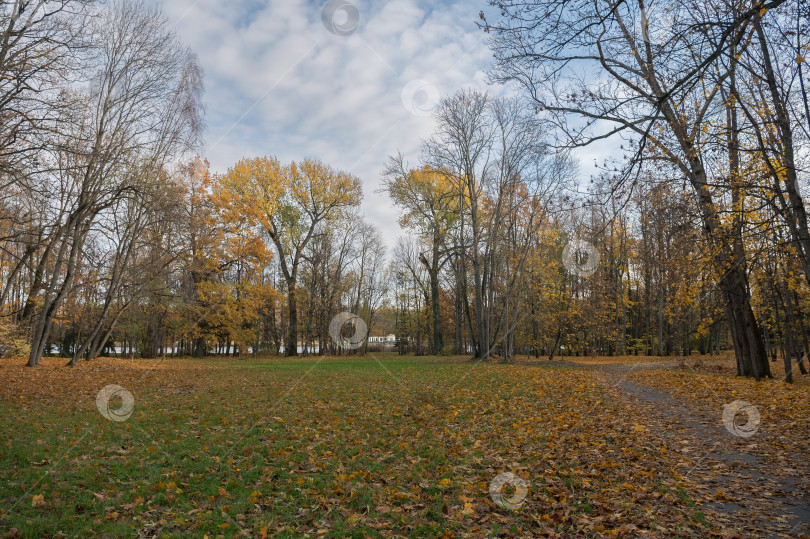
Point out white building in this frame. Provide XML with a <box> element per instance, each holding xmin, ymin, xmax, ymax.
<box><xmin>367</xmin><ymin>334</ymin><xmax>397</xmax><ymax>344</ymax></box>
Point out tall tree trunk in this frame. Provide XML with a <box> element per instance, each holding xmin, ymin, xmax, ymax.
<box><xmin>548</xmin><ymin>328</ymin><xmax>563</xmax><ymax>361</ymax></box>
<box><xmin>429</xmin><ymin>265</ymin><xmax>442</xmax><ymax>354</ymax></box>
<box><xmin>28</xmin><ymin>222</ymin><xmax>88</xmax><ymax>366</ymax></box>
<box><xmin>781</xmin><ymin>281</ymin><xmax>796</xmax><ymax>383</ymax></box>
<box><xmin>453</xmin><ymin>256</ymin><xmax>464</xmax><ymax>354</ymax></box>
<box><xmin>717</xmin><ymin>264</ymin><xmax>770</xmax><ymax>379</ymax></box>
<box><xmin>286</xmin><ymin>284</ymin><xmax>298</xmax><ymax>357</ymax></box>
<box><xmin>193</xmin><ymin>336</ymin><xmax>206</xmax><ymax>358</ymax></box>
<box><xmin>752</xmin><ymin>16</ymin><xmax>810</xmax><ymax>289</ymax></box>
<box><xmin>666</xmin><ymin>117</ymin><xmax>770</xmax><ymax>377</ymax></box>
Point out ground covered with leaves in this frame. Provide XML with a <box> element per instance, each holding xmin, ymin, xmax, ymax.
<box><xmin>1</xmin><ymin>354</ymin><xmax>807</xmax><ymax>537</ymax></box>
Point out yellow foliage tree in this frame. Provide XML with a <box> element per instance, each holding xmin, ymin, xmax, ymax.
<box><xmin>214</xmin><ymin>156</ymin><xmax>362</xmax><ymax>356</ymax></box>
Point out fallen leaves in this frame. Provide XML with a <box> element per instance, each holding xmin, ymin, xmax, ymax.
<box><xmin>2</xmin><ymin>354</ymin><xmax>801</xmax><ymax>536</ymax></box>
<box><xmin>616</xmin><ymin>362</ymin><xmax>810</xmax><ymax>537</ymax></box>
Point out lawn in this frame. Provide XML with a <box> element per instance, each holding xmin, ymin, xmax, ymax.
<box><xmin>0</xmin><ymin>354</ymin><xmax>806</xmax><ymax>537</ymax></box>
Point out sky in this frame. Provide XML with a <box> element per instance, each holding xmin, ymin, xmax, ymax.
<box><xmin>156</xmin><ymin>0</ymin><xmax>607</xmax><ymax>247</ymax></box>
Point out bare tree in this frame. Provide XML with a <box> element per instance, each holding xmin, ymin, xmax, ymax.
<box><xmin>0</xmin><ymin>0</ymin><xmax>91</xmax><ymax>180</ymax></box>
<box><xmin>422</xmin><ymin>89</ymin><xmax>563</xmax><ymax>359</ymax></box>
<box><xmin>483</xmin><ymin>0</ymin><xmax>781</xmax><ymax>377</ymax></box>
<box><xmin>25</xmin><ymin>0</ymin><xmax>203</xmax><ymax>366</ymax></box>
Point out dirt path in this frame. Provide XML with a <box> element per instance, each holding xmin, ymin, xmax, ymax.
<box><xmin>565</xmin><ymin>361</ymin><xmax>810</xmax><ymax>538</ymax></box>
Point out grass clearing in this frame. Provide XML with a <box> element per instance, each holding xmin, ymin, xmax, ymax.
<box><xmin>0</xmin><ymin>354</ymin><xmax>780</xmax><ymax>536</ymax></box>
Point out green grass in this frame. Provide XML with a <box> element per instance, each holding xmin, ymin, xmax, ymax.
<box><xmin>0</xmin><ymin>354</ymin><xmax>709</xmax><ymax>537</ymax></box>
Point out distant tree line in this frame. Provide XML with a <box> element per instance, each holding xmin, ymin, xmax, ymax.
<box><xmin>0</xmin><ymin>0</ymin><xmax>808</xmax><ymax>383</ymax></box>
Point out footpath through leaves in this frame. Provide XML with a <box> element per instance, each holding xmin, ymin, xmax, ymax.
<box><xmin>1</xmin><ymin>355</ymin><xmax>808</xmax><ymax>537</ymax></box>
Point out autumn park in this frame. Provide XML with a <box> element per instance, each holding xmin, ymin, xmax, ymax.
<box><xmin>1</xmin><ymin>0</ymin><xmax>809</xmax><ymax>537</ymax></box>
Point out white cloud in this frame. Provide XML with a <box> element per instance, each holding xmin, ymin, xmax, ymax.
<box><xmin>158</xmin><ymin>0</ymin><xmax>612</xmax><ymax>249</ymax></box>
<box><xmin>154</xmin><ymin>0</ymin><xmax>497</xmax><ymax>250</ymax></box>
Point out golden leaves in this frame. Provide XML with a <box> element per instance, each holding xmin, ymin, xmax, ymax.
<box><xmin>213</xmin><ymin>155</ymin><xmax>361</xmax><ymax>269</ymax></box>
<box><xmin>288</xmin><ymin>158</ymin><xmax>363</xmax><ymax>214</ymax></box>
<box><xmin>387</xmin><ymin>166</ymin><xmax>458</xmax><ymax>232</ymax></box>
<box><xmin>213</xmin><ymin>155</ymin><xmax>287</xmax><ymax>231</ymax></box>
<box><xmin>5</xmin><ymin>355</ymin><xmax>788</xmax><ymax>535</ymax></box>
